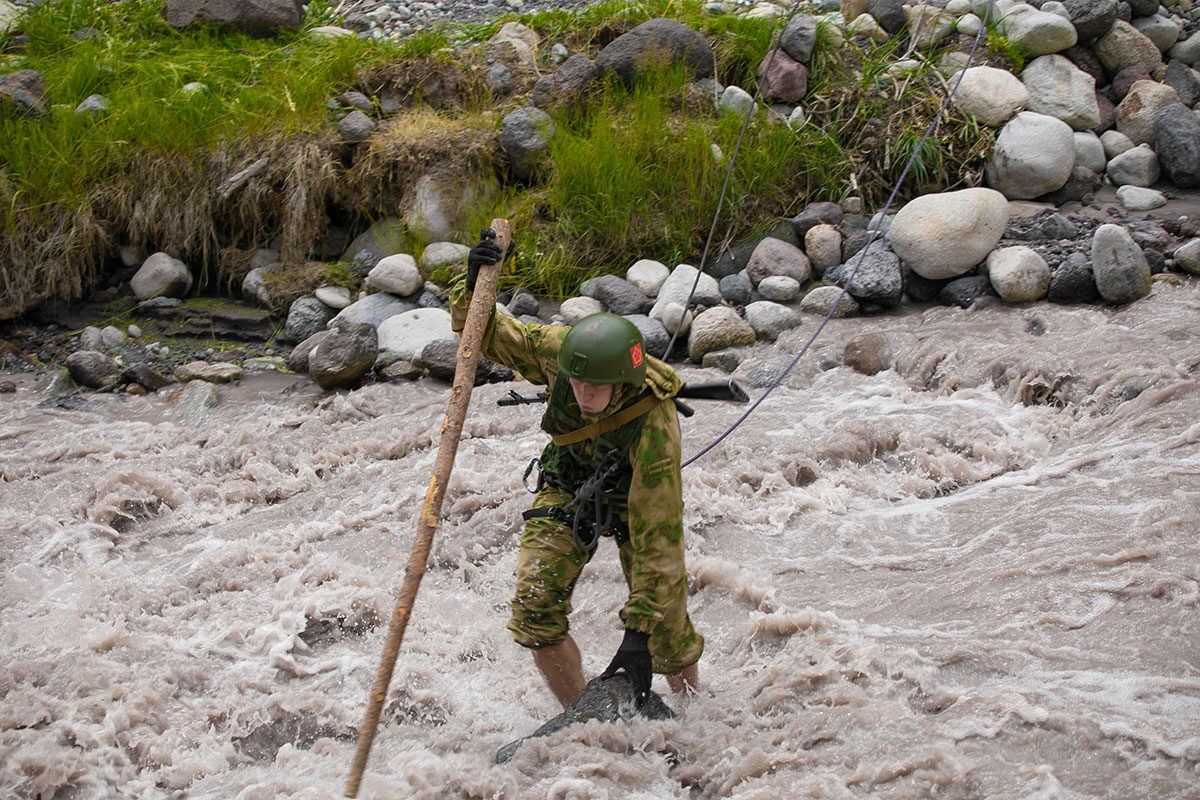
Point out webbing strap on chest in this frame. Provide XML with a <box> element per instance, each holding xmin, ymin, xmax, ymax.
<box><xmin>549</xmin><ymin>395</ymin><xmax>661</xmax><ymax>447</ymax></box>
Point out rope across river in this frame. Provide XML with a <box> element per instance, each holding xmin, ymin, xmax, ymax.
<box><xmin>675</xmin><ymin>1</ymin><xmax>993</xmax><ymax>469</ymax></box>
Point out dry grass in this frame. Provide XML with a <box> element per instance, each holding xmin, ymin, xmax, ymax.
<box><xmin>337</xmin><ymin>110</ymin><xmax>500</xmax><ymax>211</ymax></box>
<box><xmin>0</xmin><ymin>108</ymin><xmax>500</xmax><ymax>317</ymax></box>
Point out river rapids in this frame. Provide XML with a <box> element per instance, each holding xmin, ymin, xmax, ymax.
<box><xmin>2</xmin><ymin>280</ymin><xmax>1198</xmax><ymax>799</ymax></box>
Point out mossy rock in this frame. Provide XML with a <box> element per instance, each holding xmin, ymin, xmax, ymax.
<box><xmin>159</xmin><ymin>297</ymin><xmax>278</xmax><ymax>342</ymax></box>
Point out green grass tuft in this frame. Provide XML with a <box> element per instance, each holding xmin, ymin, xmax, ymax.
<box><xmin>0</xmin><ymin>0</ymin><xmax>995</xmax><ymax>316</ymax></box>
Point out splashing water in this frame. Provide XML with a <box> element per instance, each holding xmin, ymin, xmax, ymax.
<box><xmin>2</xmin><ymin>282</ymin><xmax>1199</xmax><ymax>799</ymax></box>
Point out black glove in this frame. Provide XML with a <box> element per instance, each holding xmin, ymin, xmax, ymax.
<box><xmin>466</xmin><ymin>228</ymin><xmax>504</xmax><ymax>291</ymax></box>
<box><xmin>600</xmin><ymin>629</ymin><xmax>652</xmax><ymax>706</ymax></box>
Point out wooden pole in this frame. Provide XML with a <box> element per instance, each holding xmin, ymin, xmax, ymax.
<box><xmin>344</xmin><ymin>219</ymin><xmax>512</xmax><ymax>798</ymax></box>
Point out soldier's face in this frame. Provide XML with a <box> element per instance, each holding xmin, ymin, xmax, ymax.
<box><xmin>568</xmin><ymin>378</ymin><xmax>614</xmax><ymax>415</ymax></box>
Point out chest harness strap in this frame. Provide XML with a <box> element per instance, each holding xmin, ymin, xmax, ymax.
<box><xmin>521</xmin><ymin>395</ymin><xmax>662</xmax><ymax>552</ymax></box>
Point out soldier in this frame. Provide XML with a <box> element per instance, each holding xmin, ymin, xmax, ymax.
<box><xmin>450</xmin><ymin>231</ymin><xmax>703</xmax><ymax>709</ymax></box>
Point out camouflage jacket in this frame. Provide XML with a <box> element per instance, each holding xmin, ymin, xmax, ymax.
<box><xmin>450</xmin><ymin>280</ymin><xmax>687</xmax><ymax>635</ymax></box>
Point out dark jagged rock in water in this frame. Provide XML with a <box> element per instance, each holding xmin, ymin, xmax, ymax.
<box><xmin>495</xmin><ymin>675</ymin><xmax>675</xmax><ymax>764</ymax></box>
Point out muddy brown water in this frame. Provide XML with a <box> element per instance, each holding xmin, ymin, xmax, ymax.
<box><xmin>1</xmin><ymin>280</ymin><xmax>1198</xmax><ymax>799</ymax></box>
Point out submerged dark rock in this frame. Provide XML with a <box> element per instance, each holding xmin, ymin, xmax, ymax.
<box><xmin>495</xmin><ymin>674</ymin><xmax>675</xmax><ymax>764</ymax></box>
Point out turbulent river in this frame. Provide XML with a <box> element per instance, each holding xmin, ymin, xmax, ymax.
<box><xmin>2</xmin><ymin>279</ymin><xmax>1199</xmax><ymax>799</ymax></box>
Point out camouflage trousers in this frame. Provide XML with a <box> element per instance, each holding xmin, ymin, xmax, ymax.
<box><xmin>507</xmin><ymin>485</ymin><xmax>704</xmax><ymax>674</ymax></box>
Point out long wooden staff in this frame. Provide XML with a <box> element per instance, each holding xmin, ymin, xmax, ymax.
<box><xmin>344</xmin><ymin>219</ymin><xmax>512</xmax><ymax>798</ymax></box>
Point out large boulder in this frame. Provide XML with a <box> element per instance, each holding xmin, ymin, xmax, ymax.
<box><xmin>1091</xmin><ymin>223</ymin><xmax>1150</xmax><ymax>304</ymax></box>
<box><xmin>843</xmin><ymin>331</ymin><xmax>891</xmax><ymax>376</ymax></box>
<box><xmin>309</xmin><ymin>322</ymin><xmax>378</xmax><ymax>389</ymax></box>
<box><xmin>366</xmin><ymin>254</ymin><xmax>423</xmax><ymax>297</ymax></box>
<box><xmin>1074</xmin><ymin>131</ymin><xmax>1108</xmax><ymax>173</ymax></box>
<box><xmin>939</xmin><ymin>275</ymin><xmax>992</xmax><ymax>308</ymax></box>
<box><xmin>1115</xmin><ymin>80</ymin><xmax>1181</xmax><ymax>146</ymax></box>
<box><xmin>173</xmin><ymin>361</ymin><xmax>243</xmax><ymax>383</ymax></box>
<box><xmin>745</xmin><ymin>237</ymin><xmax>812</xmax><ymax>286</ymax></box>
<box><xmin>338</xmin><ymin>110</ymin><xmax>374</xmax><ymax>143</ymax></box>
<box><xmin>406</xmin><ymin>171</ymin><xmax>496</xmax><ymax>242</ymax></box>
<box><xmin>1062</xmin><ymin>0</ymin><xmax>1118</xmax><ymax>42</ymax></box>
<box><xmin>867</xmin><ymin>0</ymin><xmax>906</xmax><ymax>35</ymax></box>
<box><xmin>329</xmin><ymin>292</ymin><xmax>416</xmax><ymax>329</ymax></box>
<box><xmin>501</xmin><ymin>106</ymin><xmax>555</xmax><ymax>182</ymax></box>
<box><xmin>1173</xmin><ymin>239</ymin><xmax>1200</xmax><ymax>275</ymax></box>
<box><xmin>757</xmin><ymin>275</ymin><xmax>800</xmax><ymax>302</ymax></box>
<box><xmin>625</xmin><ymin>314</ymin><xmax>670</xmax><ymax>359</ymax></box>
<box><xmin>1162</xmin><ymin>60</ymin><xmax>1200</xmax><ymax>107</ymax></box>
<box><xmin>419</xmin><ymin>242</ymin><xmax>470</xmax><ymax>272</ymax></box>
<box><xmin>718</xmin><ymin>273</ymin><xmax>752</xmax><ymax>305</ymax></box>
<box><xmin>687</xmin><ymin>305</ymin><xmax>756</xmax><ymax>363</ymax></box>
<box><xmin>779</xmin><ymin>14</ymin><xmax>818</xmax><ymax>63</ymax></box>
<box><xmin>162</xmin><ymin>0</ymin><xmax>302</xmax><ymax>35</ymax></box>
<box><xmin>285</xmin><ymin>296</ymin><xmax>336</xmax><ymax>343</ymax></box>
<box><xmin>952</xmin><ymin>66</ymin><xmax>1030</xmax><ymax>127</ymax></box>
<box><xmin>1116</xmin><ymin>185</ymin><xmax>1167</xmax><ymax>211</ymax></box>
<box><xmin>826</xmin><ymin>247</ymin><xmax>904</xmax><ymax>308</ymax></box>
<box><xmin>1107</xmin><ymin>143</ymin><xmax>1161</xmax><ymax>187</ymax></box>
<box><xmin>0</xmin><ymin>69</ymin><xmax>48</xmax><ymax>118</ymax></box>
<box><xmin>376</xmin><ymin>308</ymin><xmax>455</xmax><ymax>363</ymax></box>
<box><xmin>757</xmin><ymin>48</ymin><xmax>808</xmax><ymax>103</ymax></box>
<box><xmin>1133</xmin><ymin>14</ymin><xmax>1182</xmax><ymax>54</ymax></box>
<box><xmin>805</xmin><ymin>224</ymin><xmax>843</xmax><ymax>274</ymax></box>
<box><xmin>800</xmin><ymin>285</ymin><xmax>860</xmax><ymax>317</ymax></box>
<box><xmin>985</xmin><ymin>112</ymin><xmax>1076</xmax><ymax>199</ymax></box>
<box><xmin>905</xmin><ymin>5</ymin><xmax>955</xmax><ymax>49</ymax></box>
<box><xmin>342</xmin><ymin>217</ymin><xmax>405</xmax><ymax>272</ymax></box>
<box><xmin>1169</xmin><ymin>31</ymin><xmax>1200</xmax><ymax>67</ymax></box>
<box><xmin>626</xmin><ymin>259</ymin><xmax>670</xmax><ymax>297</ymax></box>
<box><xmin>584</xmin><ymin>274</ymin><xmax>652</xmax><ymax>315</ymax></box>
<box><xmin>890</xmin><ymin>188</ymin><xmax>1010</xmax><ymax>280</ymax></box>
<box><xmin>489</xmin><ymin>21</ymin><xmax>539</xmax><ymax>68</ymax></box>
<box><xmin>790</xmin><ymin>202</ymin><xmax>844</xmax><ymax>239</ymax></box>
<box><xmin>0</xmin><ymin>1</ymin><xmax>21</xmax><ymax>31</ymax></box>
<box><xmin>65</xmin><ymin>351</ymin><xmax>120</xmax><ymax>389</ymax></box>
<box><xmin>1152</xmin><ymin>103</ymin><xmax>1200</xmax><ymax>188</ymax></box>
<box><xmin>531</xmin><ymin>54</ymin><xmax>599</xmax><ymax>111</ymax></box>
<box><xmin>999</xmin><ymin>4</ymin><xmax>1078</xmax><ymax>57</ymax></box>
<box><xmin>1094</xmin><ymin>20</ymin><xmax>1165</xmax><ymax>76</ymax></box>
<box><xmin>986</xmin><ymin>246</ymin><xmax>1051</xmax><ymax>302</ymax></box>
<box><xmin>1021</xmin><ymin>55</ymin><xmax>1100</xmax><ymax>131</ymax></box>
<box><xmin>595</xmin><ymin>19</ymin><xmax>715</xmax><ymax>85</ymax></box>
<box><xmin>131</xmin><ymin>252</ymin><xmax>193</xmax><ymax>300</ymax></box>
<box><xmin>649</xmin><ymin>264</ymin><xmax>722</xmax><ymax>321</ymax></box>
<box><xmin>744</xmin><ymin>301</ymin><xmax>802</xmax><ymax>341</ymax></box>
<box><xmin>1047</xmin><ymin>252</ymin><xmax>1100</xmax><ymax>304</ymax></box>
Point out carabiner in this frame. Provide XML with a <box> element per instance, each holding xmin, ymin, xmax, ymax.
<box><xmin>522</xmin><ymin>458</ymin><xmax>544</xmax><ymax>494</ymax></box>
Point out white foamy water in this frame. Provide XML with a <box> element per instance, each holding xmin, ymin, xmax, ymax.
<box><xmin>2</xmin><ymin>281</ymin><xmax>1199</xmax><ymax>799</ymax></box>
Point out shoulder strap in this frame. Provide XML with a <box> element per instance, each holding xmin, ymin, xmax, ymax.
<box><xmin>550</xmin><ymin>395</ymin><xmax>660</xmax><ymax>447</ymax></box>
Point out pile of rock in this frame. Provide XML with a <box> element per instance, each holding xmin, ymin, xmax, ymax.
<box><xmin>10</xmin><ymin>0</ymin><xmax>1200</xmax><ymax>395</ymax></box>
<box><xmin>261</xmin><ymin>0</ymin><xmax>1200</xmax><ymax>387</ymax></box>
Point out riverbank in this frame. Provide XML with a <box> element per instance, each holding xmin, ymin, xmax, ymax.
<box><xmin>2</xmin><ymin>180</ymin><xmax>1197</xmax><ymax>398</ymax></box>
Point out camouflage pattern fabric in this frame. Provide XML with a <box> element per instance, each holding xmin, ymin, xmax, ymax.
<box><xmin>451</xmin><ymin>279</ymin><xmax>703</xmax><ymax>674</ymax></box>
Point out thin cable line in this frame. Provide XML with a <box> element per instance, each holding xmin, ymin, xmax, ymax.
<box><xmin>682</xmin><ymin>5</ymin><xmax>993</xmax><ymax>469</ymax></box>
<box><xmin>660</xmin><ymin>0</ymin><xmax>809</xmax><ymax>359</ymax></box>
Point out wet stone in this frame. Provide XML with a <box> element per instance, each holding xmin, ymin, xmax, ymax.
<box><xmin>1048</xmin><ymin>253</ymin><xmax>1101</xmax><ymax>304</ymax></box>
<box><xmin>701</xmin><ymin>348</ymin><xmax>742</xmax><ymax>372</ymax></box>
<box><xmin>902</xmin><ymin>264</ymin><xmax>947</xmax><ymax>303</ymax></box>
<box><xmin>719</xmin><ymin>273</ymin><xmax>752</xmax><ymax>306</ymax></box>
<box><xmin>234</xmin><ymin>712</ymin><xmax>352</xmax><ymax>762</ymax></box>
<box><xmin>844</xmin><ymin>332</ymin><xmax>891</xmax><ymax>376</ymax></box>
<box><xmin>939</xmin><ymin>275</ymin><xmax>993</xmax><ymax>308</ymax></box>
<box><xmin>496</xmin><ymin>675</ymin><xmax>675</xmax><ymax>764</ymax></box>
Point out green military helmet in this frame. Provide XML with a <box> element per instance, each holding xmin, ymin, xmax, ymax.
<box><xmin>557</xmin><ymin>313</ymin><xmax>647</xmax><ymax>387</ymax></box>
